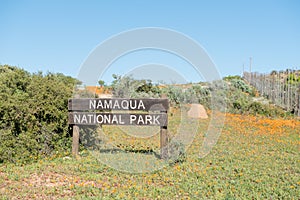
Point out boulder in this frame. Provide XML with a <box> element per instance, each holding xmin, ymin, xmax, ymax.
<box><xmin>187</xmin><ymin>104</ymin><xmax>208</xmax><ymax>119</ymax></box>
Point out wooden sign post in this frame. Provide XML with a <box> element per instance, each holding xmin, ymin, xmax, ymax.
<box><xmin>68</xmin><ymin>98</ymin><xmax>169</xmax><ymax>159</ymax></box>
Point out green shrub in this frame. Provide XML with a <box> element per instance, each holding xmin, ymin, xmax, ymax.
<box><xmin>111</xmin><ymin>75</ymin><xmax>161</xmax><ymax>98</ymax></box>
<box><xmin>162</xmin><ymin>140</ymin><xmax>186</xmax><ymax>164</ymax></box>
<box><xmin>0</xmin><ymin>65</ymin><xmax>78</xmax><ymax>163</ymax></box>
<box><xmin>230</xmin><ymin>79</ymin><xmax>252</xmax><ymax>94</ymax></box>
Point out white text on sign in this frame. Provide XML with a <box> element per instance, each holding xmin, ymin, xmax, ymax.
<box><xmin>69</xmin><ymin>113</ymin><xmax>167</xmax><ymax>126</ymax></box>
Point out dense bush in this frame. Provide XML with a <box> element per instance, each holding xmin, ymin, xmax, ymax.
<box><xmin>0</xmin><ymin>65</ymin><xmax>79</xmax><ymax>163</ymax></box>
<box><xmin>230</xmin><ymin>79</ymin><xmax>252</xmax><ymax>93</ymax></box>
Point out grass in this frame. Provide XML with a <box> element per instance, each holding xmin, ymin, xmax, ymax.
<box><xmin>0</xmin><ymin>108</ymin><xmax>299</xmax><ymax>199</ymax></box>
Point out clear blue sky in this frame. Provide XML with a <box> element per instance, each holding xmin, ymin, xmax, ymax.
<box><xmin>1</xmin><ymin>0</ymin><xmax>299</xmax><ymax>84</ymax></box>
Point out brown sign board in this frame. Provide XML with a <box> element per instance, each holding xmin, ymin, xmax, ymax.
<box><xmin>68</xmin><ymin>98</ymin><xmax>169</xmax><ymax>111</ymax></box>
<box><xmin>68</xmin><ymin>112</ymin><xmax>168</xmax><ymax>126</ymax></box>
<box><xmin>68</xmin><ymin>98</ymin><xmax>169</xmax><ymax>158</ymax></box>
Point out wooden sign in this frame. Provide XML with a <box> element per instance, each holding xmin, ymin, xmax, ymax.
<box><xmin>68</xmin><ymin>98</ymin><xmax>169</xmax><ymax>159</ymax></box>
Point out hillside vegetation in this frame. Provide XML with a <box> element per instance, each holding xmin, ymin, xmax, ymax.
<box><xmin>0</xmin><ymin>65</ymin><xmax>292</xmax><ymax>164</ymax></box>
<box><xmin>109</xmin><ymin>74</ymin><xmax>288</xmax><ymax>117</ymax></box>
